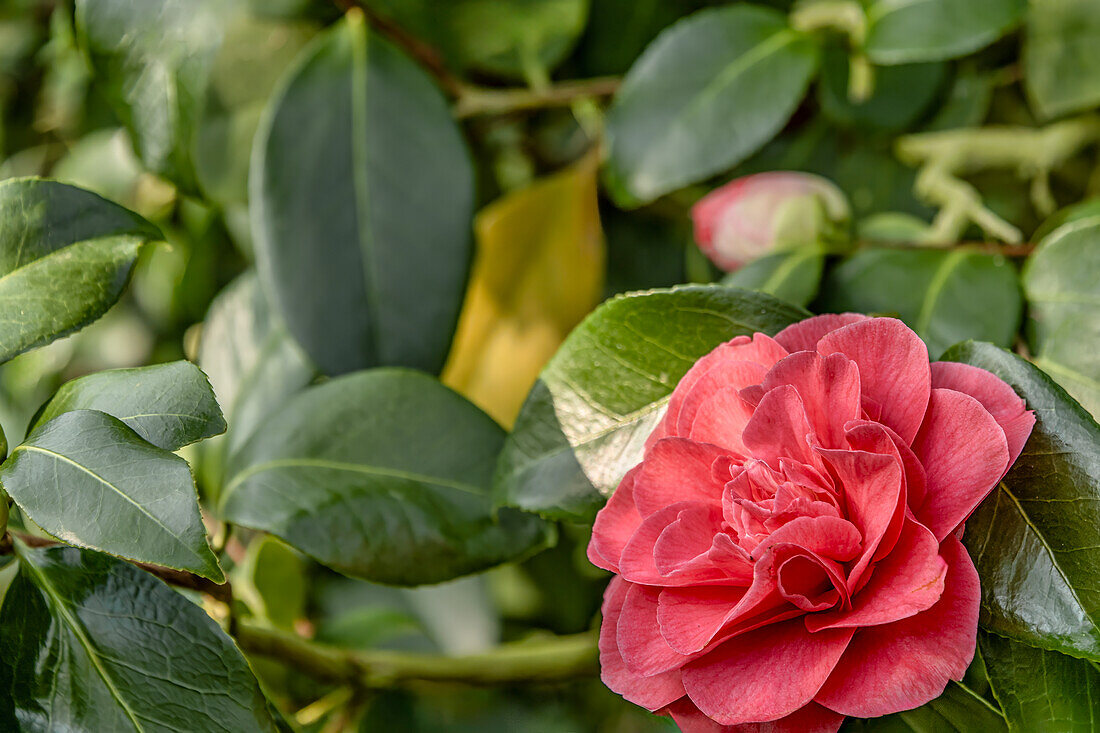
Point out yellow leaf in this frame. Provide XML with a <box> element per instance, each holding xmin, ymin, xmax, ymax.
<box><xmin>443</xmin><ymin>151</ymin><xmax>605</xmax><ymax>427</ymax></box>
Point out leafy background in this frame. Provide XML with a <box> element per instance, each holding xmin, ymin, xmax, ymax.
<box><xmin>0</xmin><ymin>0</ymin><xmax>1097</xmax><ymax>731</ymax></box>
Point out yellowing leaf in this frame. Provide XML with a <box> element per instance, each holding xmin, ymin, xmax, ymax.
<box><xmin>443</xmin><ymin>151</ymin><xmax>605</xmax><ymax>427</ymax></box>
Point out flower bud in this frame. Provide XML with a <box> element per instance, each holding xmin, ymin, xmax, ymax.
<box><xmin>691</xmin><ymin>172</ymin><xmax>850</xmax><ymax>271</ymax></box>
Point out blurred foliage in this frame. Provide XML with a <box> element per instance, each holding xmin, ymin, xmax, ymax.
<box><xmin>1</xmin><ymin>0</ymin><xmax>1099</xmax><ymax>730</ymax></box>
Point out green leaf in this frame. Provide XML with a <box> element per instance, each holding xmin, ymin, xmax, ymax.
<box><xmin>980</xmin><ymin>632</ymin><xmax>1100</xmax><ymax>732</ymax></box>
<box><xmin>943</xmin><ymin>341</ymin><xmax>1100</xmax><ymax>660</ymax></box>
<box><xmin>0</xmin><ymin>545</ymin><xmax>276</xmax><ymax>733</ymax></box>
<box><xmin>495</xmin><ymin>285</ymin><xmax>808</xmax><ymax>522</ymax></box>
<box><xmin>924</xmin><ymin>67</ymin><xmax>996</xmax><ymax>131</ymax></box>
<box><xmin>603</xmin><ymin>5</ymin><xmax>819</xmax><ymax>206</ymax></box>
<box><xmin>578</xmin><ymin>0</ymin><xmax>681</xmax><ymax>76</ymax></box>
<box><xmin>721</xmin><ymin>247</ymin><xmax>825</xmax><ymax>307</ymax></box>
<box><xmin>816</xmin><ymin>247</ymin><xmax>1022</xmax><ymax>358</ymax></box>
<box><xmin>30</xmin><ymin>361</ymin><xmax>226</xmax><ymax>451</ymax></box>
<box><xmin>236</xmin><ymin>535</ymin><xmax>307</xmax><ymax>631</ymax></box>
<box><xmin>1023</xmin><ymin>216</ymin><xmax>1100</xmax><ymax>419</ymax></box>
<box><xmin>0</xmin><ymin>178</ymin><xmax>160</xmax><ymax>364</ymax></box>
<box><xmin>843</xmin><ymin>682</ymin><xmax>1007</xmax><ymax>731</ymax></box>
<box><xmin>253</xmin><ymin>14</ymin><xmax>474</xmax><ymax>378</ymax></box>
<box><xmin>365</xmin><ymin>0</ymin><xmax>588</xmax><ymax>80</ymax></box>
<box><xmin>75</xmin><ymin>0</ymin><xmax>233</xmax><ymax>188</ymax></box>
<box><xmin>863</xmin><ymin>0</ymin><xmax>1025</xmax><ymax>64</ymax></box>
<box><xmin>1023</xmin><ymin>0</ymin><xmax>1100</xmax><ymax>119</ymax></box>
<box><xmin>197</xmin><ymin>272</ymin><xmax>315</xmax><ymax>497</ymax></box>
<box><xmin>220</xmin><ymin>369</ymin><xmax>554</xmax><ymax>586</ymax></box>
<box><xmin>0</xmin><ymin>410</ymin><xmax>222</xmax><ymax>581</ymax></box>
<box><xmin>818</xmin><ymin>42</ymin><xmax>946</xmax><ymax>131</ymax></box>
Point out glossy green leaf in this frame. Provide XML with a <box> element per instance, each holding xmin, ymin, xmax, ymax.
<box><xmin>863</xmin><ymin>0</ymin><xmax>1025</xmax><ymax>65</ymax></box>
<box><xmin>0</xmin><ymin>410</ymin><xmax>222</xmax><ymax>581</ymax></box>
<box><xmin>220</xmin><ymin>370</ymin><xmax>554</xmax><ymax>586</ymax></box>
<box><xmin>495</xmin><ymin>286</ymin><xmax>808</xmax><ymax>522</ymax></box>
<box><xmin>603</xmin><ymin>5</ymin><xmax>819</xmax><ymax>206</ymax></box>
<box><xmin>980</xmin><ymin>632</ymin><xmax>1100</xmax><ymax>732</ymax></box>
<box><xmin>1023</xmin><ymin>216</ymin><xmax>1100</xmax><ymax>419</ymax></box>
<box><xmin>197</xmin><ymin>272</ymin><xmax>315</xmax><ymax>497</ymax></box>
<box><xmin>237</xmin><ymin>535</ymin><xmax>307</xmax><ymax>631</ymax></box>
<box><xmin>0</xmin><ymin>178</ymin><xmax>160</xmax><ymax>364</ymax></box>
<box><xmin>365</xmin><ymin>0</ymin><xmax>588</xmax><ymax>79</ymax></box>
<box><xmin>1023</xmin><ymin>0</ymin><xmax>1100</xmax><ymax>119</ymax></box>
<box><xmin>817</xmin><ymin>247</ymin><xmax>1022</xmax><ymax>358</ymax></box>
<box><xmin>944</xmin><ymin>341</ymin><xmax>1100</xmax><ymax>660</ymax></box>
<box><xmin>843</xmin><ymin>682</ymin><xmax>1007</xmax><ymax>732</ymax></box>
<box><xmin>30</xmin><ymin>361</ymin><xmax>225</xmax><ymax>451</ymax></box>
<box><xmin>818</xmin><ymin>42</ymin><xmax>946</xmax><ymax>130</ymax></box>
<box><xmin>0</xmin><ymin>545</ymin><xmax>275</xmax><ymax>732</ymax></box>
<box><xmin>721</xmin><ymin>247</ymin><xmax>825</xmax><ymax>307</ymax></box>
<box><xmin>75</xmin><ymin>0</ymin><xmax>233</xmax><ymax>188</ymax></box>
<box><xmin>252</xmin><ymin>14</ymin><xmax>474</xmax><ymax>376</ymax></box>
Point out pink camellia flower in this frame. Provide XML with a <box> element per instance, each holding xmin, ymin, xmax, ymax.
<box><xmin>692</xmin><ymin>172</ymin><xmax>850</xmax><ymax>272</ymax></box>
<box><xmin>587</xmin><ymin>314</ymin><xmax>1034</xmax><ymax>733</ymax></box>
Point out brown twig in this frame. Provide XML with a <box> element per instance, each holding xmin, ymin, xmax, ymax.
<box><xmin>856</xmin><ymin>240</ymin><xmax>1037</xmax><ymax>258</ymax></box>
<box><xmin>334</xmin><ymin>0</ymin><xmax>465</xmax><ymax>97</ymax></box>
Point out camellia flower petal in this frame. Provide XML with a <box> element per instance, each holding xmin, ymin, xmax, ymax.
<box><xmin>691</xmin><ymin>172</ymin><xmax>850</xmax><ymax>272</ymax></box>
<box><xmin>588</xmin><ymin>315</ymin><xmax>1034</xmax><ymax>732</ymax></box>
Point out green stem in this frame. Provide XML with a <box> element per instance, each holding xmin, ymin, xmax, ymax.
<box><xmin>0</xmin><ymin>488</ymin><xmax>8</xmax><ymax>540</ymax></box>
<box><xmin>897</xmin><ymin>116</ymin><xmax>1100</xmax><ymax>243</ymax></box>
<box><xmin>790</xmin><ymin>0</ymin><xmax>867</xmax><ymax>44</ymax></box>
<box><xmin>235</xmin><ymin>623</ymin><xmax>599</xmax><ymax>688</ymax></box>
<box><xmin>454</xmin><ymin>77</ymin><xmax>620</xmax><ymax>119</ymax></box>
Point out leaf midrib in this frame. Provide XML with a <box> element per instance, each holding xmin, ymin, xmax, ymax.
<box><xmin>17</xmin><ymin>547</ymin><xmax>146</xmax><ymax>732</ymax></box>
<box><xmin>915</xmin><ymin>248</ymin><xmax>968</xmax><ymax>337</ymax></box>
<box><xmin>11</xmin><ymin>443</ymin><xmax>202</xmax><ymax>568</ymax></box>
<box><xmin>0</xmin><ymin>234</ymin><xmax>142</xmax><ymax>291</ymax></box>
<box><xmin>633</xmin><ymin>26</ymin><xmax>801</xmax><ymax>180</ymax></box>
<box><xmin>999</xmin><ymin>481</ymin><xmax>1100</xmax><ymax>641</ymax></box>
<box><xmin>349</xmin><ymin>19</ymin><xmax>382</xmax><ymax>361</ymax></box>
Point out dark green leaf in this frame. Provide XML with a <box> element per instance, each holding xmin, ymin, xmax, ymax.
<box><xmin>220</xmin><ymin>369</ymin><xmax>554</xmax><ymax>586</ymax></box>
<box><xmin>1</xmin><ymin>410</ymin><xmax>222</xmax><ymax>581</ymax></box>
<box><xmin>721</xmin><ymin>247</ymin><xmax>825</xmax><ymax>307</ymax></box>
<box><xmin>1033</xmin><ymin>200</ymin><xmax>1100</xmax><ymax>244</ymax></box>
<box><xmin>863</xmin><ymin>0</ymin><xmax>1025</xmax><ymax>64</ymax></box>
<box><xmin>1023</xmin><ymin>216</ymin><xmax>1100</xmax><ymax>419</ymax></box>
<box><xmin>495</xmin><ymin>285</ymin><xmax>808</xmax><ymax>522</ymax></box>
<box><xmin>1023</xmin><ymin>0</ymin><xmax>1100</xmax><ymax>119</ymax></box>
<box><xmin>0</xmin><ymin>179</ymin><xmax>160</xmax><ymax>364</ymax></box>
<box><xmin>943</xmin><ymin>341</ymin><xmax>1100</xmax><ymax>660</ymax></box>
<box><xmin>0</xmin><ymin>545</ymin><xmax>275</xmax><ymax>732</ymax></box>
<box><xmin>30</xmin><ymin>361</ymin><xmax>226</xmax><ymax>451</ymax></box>
<box><xmin>980</xmin><ymin>632</ymin><xmax>1100</xmax><ymax>732</ymax></box>
<box><xmin>816</xmin><ymin>247</ymin><xmax>1022</xmax><ymax>358</ymax></box>
<box><xmin>578</xmin><ymin>0</ymin><xmax>683</xmax><ymax>76</ymax></box>
<box><xmin>603</xmin><ymin>5</ymin><xmax>819</xmax><ymax>206</ymax></box>
<box><xmin>925</xmin><ymin>68</ymin><xmax>996</xmax><ymax>131</ymax></box>
<box><xmin>365</xmin><ymin>0</ymin><xmax>588</xmax><ymax>79</ymax></box>
<box><xmin>602</xmin><ymin>205</ymin><xmax>688</xmax><ymax>297</ymax></box>
<box><xmin>75</xmin><ymin>0</ymin><xmax>232</xmax><ymax>188</ymax></box>
<box><xmin>252</xmin><ymin>14</ymin><xmax>474</xmax><ymax>375</ymax></box>
<box><xmin>237</xmin><ymin>535</ymin><xmax>307</xmax><ymax>631</ymax></box>
<box><xmin>842</xmin><ymin>682</ymin><xmax>1007</xmax><ymax>732</ymax></box>
<box><xmin>197</xmin><ymin>272</ymin><xmax>315</xmax><ymax>497</ymax></box>
<box><xmin>818</xmin><ymin>42</ymin><xmax>946</xmax><ymax>130</ymax></box>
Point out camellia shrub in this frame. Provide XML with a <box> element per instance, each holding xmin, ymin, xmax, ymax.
<box><xmin>0</xmin><ymin>0</ymin><xmax>1098</xmax><ymax>731</ymax></box>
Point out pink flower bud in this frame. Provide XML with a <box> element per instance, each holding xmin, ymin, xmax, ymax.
<box><xmin>692</xmin><ymin>172</ymin><xmax>850</xmax><ymax>271</ymax></box>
